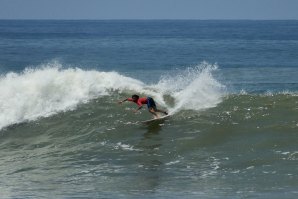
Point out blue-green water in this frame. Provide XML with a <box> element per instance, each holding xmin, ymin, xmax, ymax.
<box><xmin>0</xmin><ymin>20</ymin><xmax>297</xmax><ymax>198</ymax></box>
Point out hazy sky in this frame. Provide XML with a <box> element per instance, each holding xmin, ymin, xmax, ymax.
<box><xmin>0</xmin><ymin>0</ymin><xmax>298</xmax><ymax>20</ymax></box>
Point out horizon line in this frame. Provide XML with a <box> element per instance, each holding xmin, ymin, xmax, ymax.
<box><xmin>1</xmin><ymin>18</ymin><xmax>298</xmax><ymax>21</ymax></box>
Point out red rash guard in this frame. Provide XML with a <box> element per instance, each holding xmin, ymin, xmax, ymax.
<box><xmin>127</xmin><ymin>97</ymin><xmax>147</xmax><ymax>107</ymax></box>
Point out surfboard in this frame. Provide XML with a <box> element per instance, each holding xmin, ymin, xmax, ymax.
<box><xmin>141</xmin><ymin>114</ymin><xmax>171</xmax><ymax>124</ymax></box>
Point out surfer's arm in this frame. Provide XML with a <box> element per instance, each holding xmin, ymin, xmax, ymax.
<box><xmin>118</xmin><ymin>98</ymin><xmax>132</xmax><ymax>104</ymax></box>
<box><xmin>133</xmin><ymin>105</ymin><xmax>143</xmax><ymax>113</ymax></box>
<box><xmin>118</xmin><ymin>99</ymin><xmax>127</xmax><ymax>104</ymax></box>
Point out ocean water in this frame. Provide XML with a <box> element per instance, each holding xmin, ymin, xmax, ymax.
<box><xmin>0</xmin><ymin>20</ymin><xmax>298</xmax><ymax>198</ymax></box>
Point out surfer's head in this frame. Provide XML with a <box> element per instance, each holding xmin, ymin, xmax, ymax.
<box><xmin>132</xmin><ymin>94</ymin><xmax>139</xmax><ymax>101</ymax></box>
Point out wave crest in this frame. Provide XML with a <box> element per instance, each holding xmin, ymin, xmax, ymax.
<box><xmin>0</xmin><ymin>62</ymin><xmax>144</xmax><ymax>130</ymax></box>
<box><xmin>0</xmin><ymin>61</ymin><xmax>225</xmax><ymax>130</ymax></box>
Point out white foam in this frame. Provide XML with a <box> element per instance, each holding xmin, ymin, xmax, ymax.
<box><xmin>0</xmin><ymin>62</ymin><xmax>144</xmax><ymax>130</ymax></box>
<box><xmin>114</xmin><ymin>142</ymin><xmax>141</xmax><ymax>151</ymax></box>
<box><xmin>165</xmin><ymin>160</ymin><xmax>180</xmax><ymax>166</ymax></box>
<box><xmin>154</xmin><ymin>62</ymin><xmax>225</xmax><ymax>113</ymax></box>
<box><xmin>0</xmin><ymin>61</ymin><xmax>225</xmax><ymax>130</ymax></box>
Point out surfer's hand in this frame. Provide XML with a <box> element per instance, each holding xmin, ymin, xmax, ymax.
<box><xmin>118</xmin><ymin>101</ymin><xmax>123</xmax><ymax>104</ymax></box>
<box><xmin>133</xmin><ymin>109</ymin><xmax>138</xmax><ymax>113</ymax></box>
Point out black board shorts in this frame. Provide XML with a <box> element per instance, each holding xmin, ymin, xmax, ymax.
<box><xmin>147</xmin><ymin>97</ymin><xmax>156</xmax><ymax>110</ymax></box>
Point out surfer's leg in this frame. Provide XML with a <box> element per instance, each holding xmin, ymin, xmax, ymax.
<box><xmin>156</xmin><ymin>109</ymin><xmax>168</xmax><ymax>115</ymax></box>
<box><xmin>147</xmin><ymin>97</ymin><xmax>167</xmax><ymax>115</ymax></box>
<box><xmin>149</xmin><ymin>107</ymin><xmax>159</xmax><ymax>118</ymax></box>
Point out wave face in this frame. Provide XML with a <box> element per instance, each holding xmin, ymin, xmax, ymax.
<box><xmin>0</xmin><ymin>63</ymin><xmax>297</xmax><ymax>199</ymax></box>
<box><xmin>0</xmin><ymin>62</ymin><xmax>224</xmax><ymax>130</ymax></box>
<box><xmin>1</xmin><ymin>86</ymin><xmax>297</xmax><ymax>199</ymax></box>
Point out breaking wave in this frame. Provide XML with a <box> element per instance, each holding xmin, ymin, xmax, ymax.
<box><xmin>0</xmin><ymin>62</ymin><xmax>225</xmax><ymax>130</ymax></box>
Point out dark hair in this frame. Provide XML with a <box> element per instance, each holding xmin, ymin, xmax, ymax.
<box><xmin>132</xmin><ymin>94</ymin><xmax>139</xmax><ymax>99</ymax></box>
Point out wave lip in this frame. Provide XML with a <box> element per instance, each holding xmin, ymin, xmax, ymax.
<box><xmin>0</xmin><ymin>63</ymin><xmax>144</xmax><ymax>130</ymax></box>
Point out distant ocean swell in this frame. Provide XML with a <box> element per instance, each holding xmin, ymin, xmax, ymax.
<box><xmin>0</xmin><ymin>62</ymin><xmax>225</xmax><ymax>130</ymax></box>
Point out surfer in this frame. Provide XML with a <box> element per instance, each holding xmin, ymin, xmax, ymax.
<box><xmin>118</xmin><ymin>95</ymin><xmax>168</xmax><ymax>118</ymax></box>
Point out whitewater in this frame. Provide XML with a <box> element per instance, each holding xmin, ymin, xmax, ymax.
<box><xmin>0</xmin><ymin>62</ymin><xmax>224</xmax><ymax>130</ymax></box>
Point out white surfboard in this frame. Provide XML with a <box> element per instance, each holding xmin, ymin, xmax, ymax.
<box><xmin>141</xmin><ymin>114</ymin><xmax>171</xmax><ymax>124</ymax></box>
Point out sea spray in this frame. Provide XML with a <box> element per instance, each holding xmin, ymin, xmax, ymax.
<box><xmin>155</xmin><ymin>62</ymin><xmax>225</xmax><ymax>113</ymax></box>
